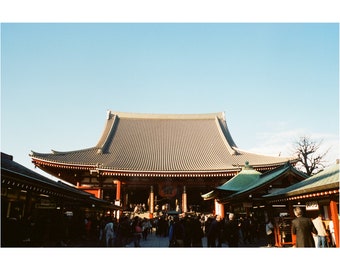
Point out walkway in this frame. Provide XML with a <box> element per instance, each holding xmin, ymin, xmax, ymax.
<box><xmin>125</xmin><ymin>232</ymin><xmax>269</xmax><ymax>248</ymax></box>
<box><xmin>68</xmin><ymin>231</ymin><xmax>270</xmax><ymax>248</ymax></box>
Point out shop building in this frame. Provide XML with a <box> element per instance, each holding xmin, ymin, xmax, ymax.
<box><xmin>1</xmin><ymin>152</ymin><xmax>121</xmax><ymax>247</ymax></box>
<box><xmin>264</xmin><ymin>161</ymin><xmax>339</xmax><ymax>247</ymax></box>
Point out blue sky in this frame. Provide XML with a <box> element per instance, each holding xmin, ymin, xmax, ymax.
<box><xmin>1</xmin><ymin>23</ymin><xmax>339</xmax><ymax>179</ymax></box>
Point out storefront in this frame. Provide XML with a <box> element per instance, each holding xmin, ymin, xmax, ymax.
<box><xmin>264</xmin><ymin>162</ymin><xmax>339</xmax><ymax>247</ymax></box>
<box><xmin>202</xmin><ymin>161</ymin><xmax>308</xmax><ymax>222</ymax></box>
<box><xmin>1</xmin><ymin>152</ymin><xmax>121</xmax><ymax>247</ymax></box>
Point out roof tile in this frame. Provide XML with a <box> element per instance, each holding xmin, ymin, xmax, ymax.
<box><xmin>31</xmin><ymin>111</ymin><xmax>297</xmax><ymax>173</ymax></box>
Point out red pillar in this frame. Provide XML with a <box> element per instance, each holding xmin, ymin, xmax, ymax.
<box><xmin>115</xmin><ymin>180</ymin><xmax>121</xmax><ymax>202</ymax></box>
<box><xmin>149</xmin><ymin>185</ymin><xmax>154</xmax><ymax>218</ymax></box>
<box><xmin>182</xmin><ymin>185</ymin><xmax>187</xmax><ymax>213</ymax></box>
<box><xmin>220</xmin><ymin>203</ymin><xmax>225</xmax><ymax>219</ymax></box>
<box><xmin>330</xmin><ymin>199</ymin><xmax>339</xmax><ymax>247</ymax></box>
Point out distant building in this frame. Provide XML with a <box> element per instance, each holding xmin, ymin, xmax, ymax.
<box><xmin>30</xmin><ymin>111</ymin><xmax>298</xmax><ymax>213</ymax></box>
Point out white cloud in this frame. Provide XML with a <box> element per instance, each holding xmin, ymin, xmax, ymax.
<box><xmin>248</xmin><ymin>128</ymin><xmax>339</xmax><ymax>166</ymax></box>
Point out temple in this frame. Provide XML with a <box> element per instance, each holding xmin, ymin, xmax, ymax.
<box><xmin>30</xmin><ymin>110</ymin><xmax>298</xmax><ymax>214</ymax></box>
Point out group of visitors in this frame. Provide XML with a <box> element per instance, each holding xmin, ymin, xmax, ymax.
<box><xmin>291</xmin><ymin>207</ymin><xmax>335</xmax><ymax>248</ymax></box>
<box><xmin>97</xmin><ymin>212</ymin><xmax>260</xmax><ymax>248</ymax></box>
<box><xmin>168</xmin><ymin>214</ymin><xmax>204</xmax><ymax>247</ymax></box>
<box><xmin>98</xmin><ymin>215</ymin><xmax>154</xmax><ymax>247</ymax></box>
<box><xmin>168</xmin><ymin>212</ymin><xmax>255</xmax><ymax>248</ymax></box>
<box><xmin>3</xmin><ymin>206</ymin><xmax>335</xmax><ymax>248</ymax></box>
<box><xmin>203</xmin><ymin>213</ymin><xmax>262</xmax><ymax>247</ymax></box>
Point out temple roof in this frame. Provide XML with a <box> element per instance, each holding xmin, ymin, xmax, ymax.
<box><xmin>202</xmin><ymin>162</ymin><xmax>307</xmax><ymax>201</ymax></box>
<box><xmin>30</xmin><ymin>111</ymin><xmax>298</xmax><ymax>174</ymax></box>
<box><xmin>264</xmin><ymin>162</ymin><xmax>339</xmax><ymax>199</ymax></box>
<box><xmin>202</xmin><ymin>162</ymin><xmax>261</xmax><ymax>200</ymax></box>
<box><xmin>1</xmin><ymin>152</ymin><xmax>121</xmax><ymax>209</ymax></box>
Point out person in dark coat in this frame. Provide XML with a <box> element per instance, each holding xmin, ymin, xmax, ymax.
<box><xmin>291</xmin><ymin>207</ymin><xmax>317</xmax><ymax>247</ymax></box>
<box><xmin>224</xmin><ymin>213</ymin><xmax>239</xmax><ymax>247</ymax></box>
<box><xmin>206</xmin><ymin>215</ymin><xmax>221</xmax><ymax>247</ymax></box>
<box><xmin>169</xmin><ymin>215</ymin><xmax>185</xmax><ymax>247</ymax></box>
<box><xmin>190</xmin><ymin>216</ymin><xmax>204</xmax><ymax>247</ymax></box>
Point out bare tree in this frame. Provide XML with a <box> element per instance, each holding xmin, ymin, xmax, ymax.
<box><xmin>292</xmin><ymin>136</ymin><xmax>330</xmax><ymax>176</ymax></box>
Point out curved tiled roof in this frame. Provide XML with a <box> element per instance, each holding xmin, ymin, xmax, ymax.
<box><xmin>264</xmin><ymin>163</ymin><xmax>339</xmax><ymax>198</ymax></box>
<box><xmin>202</xmin><ymin>162</ymin><xmax>308</xmax><ymax>201</ymax></box>
<box><xmin>2</xmin><ymin>152</ymin><xmax>122</xmax><ymax>209</ymax></box>
<box><xmin>216</xmin><ymin>163</ymin><xmax>262</xmax><ymax>192</ymax></box>
<box><xmin>202</xmin><ymin>162</ymin><xmax>261</xmax><ymax>200</ymax></box>
<box><xmin>30</xmin><ymin>111</ymin><xmax>297</xmax><ymax>174</ymax></box>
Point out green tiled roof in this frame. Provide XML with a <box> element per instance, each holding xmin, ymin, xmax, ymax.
<box><xmin>216</xmin><ymin>163</ymin><xmax>261</xmax><ymax>192</ymax></box>
<box><xmin>227</xmin><ymin>162</ymin><xmax>308</xmax><ymax>199</ymax></box>
<box><xmin>264</xmin><ymin>163</ymin><xmax>339</xmax><ymax>198</ymax></box>
<box><xmin>202</xmin><ymin>162</ymin><xmax>261</xmax><ymax>200</ymax></box>
<box><xmin>202</xmin><ymin>162</ymin><xmax>308</xmax><ymax>201</ymax></box>
<box><xmin>201</xmin><ymin>190</ymin><xmax>217</xmax><ymax>200</ymax></box>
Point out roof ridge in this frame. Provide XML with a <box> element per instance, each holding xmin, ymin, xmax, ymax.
<box><xmin>215</xmin><ymin>116</ymin><xmax>238</xmax><ymax>155</ymax></box>
<box><xmin>96</xmin><ymin>113</ymin><xmax>118</xmax><ymax>153</ymax></box>
<box><xmin>108</xmin><ymin>110</ymin><xmax>224</xmax><ymax>119</ymax></box>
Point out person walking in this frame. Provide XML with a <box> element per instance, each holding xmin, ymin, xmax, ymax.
<box><xmin>265</xmin><ymin>217</ymin><xmax>275</xmax><ymax>247</ymax></box>
<box><xmin>312</xmin><ymin>214</ymin><xmax>328</xmax><ymax>248</ymax></box>
<box><xmin>169</xmin><ymin>215</ymin><xmax>185</xmax><ymax>247</ymax></box>
<box><xmin>104</xmin><ymin>217</ymin><xmax>115</xmax><ymax>247</ymax></box>
<box><xmin>224</xmin><ymin>213</ymin><xmax>239</xmax><ymax>247</ymax></box>
<box><xmin>144</xmin><ymin>218</ymin><xmax>153</xmax><ymax>240</ymax></box>
<box><xmin>328</xmin><ymin>220</ymin><xmax>336</xmax><ymax>247</ymax></box>
<box><xmin>291</xmin><ymin>207</ymin><xmax>317</xmax><ymax>247</ymax></box>
<box><xmin>190</xmin><ymin>215</ymin><xmax>204</xmax><ymax>247</ymax></box>
<box><xmin>206</xmin><ymin>215</ymin><xmax>221</xmax><ymax>247</ymax></box>
<box><xmin>132</xmin><ymin>217</ymin><xmax>143</xmax><ymax>247</ymax></box>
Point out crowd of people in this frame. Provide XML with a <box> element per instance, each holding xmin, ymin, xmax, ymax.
<box><xmin>94</xmin><ymin>212</ymin><xmax>266</xmax><ymax>248</ymax></box>
<box><xmin>2</xmin><ymin>207</ymin><xmax>335</xmax><ymax>248</ymax></box>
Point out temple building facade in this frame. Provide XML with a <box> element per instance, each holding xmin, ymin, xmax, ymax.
<box><xmin>30</xmin><ymin>110</ymin><xmax>298</xmax><ymax>215</ymax></box>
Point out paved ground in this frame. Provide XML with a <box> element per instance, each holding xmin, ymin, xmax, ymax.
<box><xmin>125</xmin><ymin>232</ymin><xmax>269</xmax><ymax>248</ymax></box>
<box><xmin>68</xmin><ymin>230</ymin><xmax>270</xmax><ymax>248</ymax></box>
<box><xmin>127</xmin><ymin>233</ymin><xmax>266</xmax><ymax>248</ymax></box>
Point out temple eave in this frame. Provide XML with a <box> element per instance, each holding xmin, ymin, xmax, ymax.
<box><xmin>100</xmin><ymin>170</ymin><xmax>239</xmax><ymax>178</ymax></box>
<box><xmin>32</xmin><ymin>157</ymin><xmax>292</xmax><ymax>179</ymax></box>
<box><xmin>32</xmin><ymin>158</ymin><xmax>97</xmax><ymax>170</ymax></box>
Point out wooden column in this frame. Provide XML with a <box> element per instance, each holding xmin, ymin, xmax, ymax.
<box><xmin>149</xmin><ymin>185</ymin><xmax>154</xmax><ymax>218</ymax></box>
<box><xmin>288</xmin><ymin>203</ymin><xmax>296</xmax><ymax>245</ymax></box>
<box><xmin>115</xmin><ymin>180</ymin><xmax>121</xmax><ymax>202</ymax></box>
<box><xmin>330</xmin><ymin>199</ymin><xmax>339</xmax><ymax>247</ymax></box>
<box><xmin>182</xmin><ymin>185</ymin><xmax>187</xmax><ymax>213</ymax></box>
<box><xmin>6</xmin><ymin>201</ymin><xmax>12</xmax><ymax>218</ymax></box>
<box><xmin>220</xmin><ymin>203</ymin><xmax>225</xmax><ymax>219</ymax></box>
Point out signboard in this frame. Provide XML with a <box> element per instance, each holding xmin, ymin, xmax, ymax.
<box><xmin>158</xmin><ymin>183</ymin><xmax>177</xmax><ymax>198</ymax></box>
<box><xmin>115</xmin><ymin>200</ymin><xmax>121</xmax><ymax>206</ymax></box>
<box><xmin>306</xmin><ymin>201</ymin><xmax>319</xmax><ymax>211</ymax></box>
<box><xmin>35</xmin><ymin>203</ymin><xmax>56</xmax><ymax>209</ymax></box>
<box><xmin>243</xmin><ymin>202</ymin><xmax>252</xmax><ymax>208</ymax></box>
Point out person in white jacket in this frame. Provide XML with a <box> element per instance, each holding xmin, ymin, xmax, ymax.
<box><xmin>312</xmin><ymin>214</ymin><xmax>328</xmax><ymax>248</ymax></box>
<box><xmin>104</xmin><ymin>217</ymin><xmax>115</xmax><ymax>247</ymax></box>
<box><xmin>328</xmin><ymin>220</ymin><xmax>336</xmax><ymax>247</ymax></box>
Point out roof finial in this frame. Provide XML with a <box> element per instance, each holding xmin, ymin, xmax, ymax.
<box><xmin>106</xmin><ymin>110</ymin><xmax>111</xmax><ymax>120</ymax></box>
<box><xmin>244</xmin><ymin>161</ymin><xmax>252</xmax><ymax>169</ymax></box>
<box><xmin>222</xmin><ymin>111</ymin><xmax>226</xmax><ymax>121</ymax></box>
